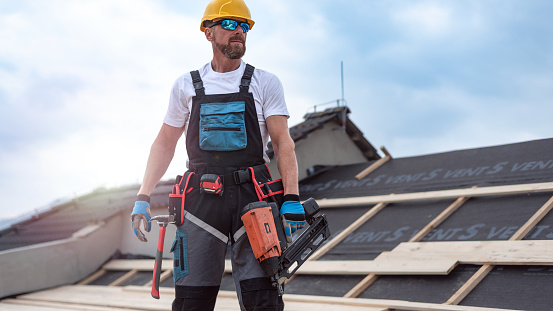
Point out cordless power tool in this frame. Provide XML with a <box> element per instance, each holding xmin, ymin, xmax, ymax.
<box><xmin>240</xmin><ymin>198</ymin><xmax>331</xmax><ymax>295</ymax></box>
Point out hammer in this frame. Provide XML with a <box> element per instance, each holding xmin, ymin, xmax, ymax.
<box><xmin>149</xmin><ymin>215</ymin><xmax>173</xmax><ymax>299</ymax></box>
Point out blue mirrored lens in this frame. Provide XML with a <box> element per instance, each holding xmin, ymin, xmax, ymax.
<box><xmin>239</xmin><ymin>23</ymin><xmax>250</xmax><ymax>33</ymax></box>
<box><xmin>221</xmin><ymin>20</ymin><xmax>238</xmax><ymax>30</ymax></box>
<box><xmin>219</xmin><ymin>19</ymin><xmax>250</xmax><ymax>32</ymax></box>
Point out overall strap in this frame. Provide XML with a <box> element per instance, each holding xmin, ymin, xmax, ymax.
<box><xmin>240</xmin><ymin>64</ymin><xmax>255</xmax><ymax>93</ymax></box>
<box><xmin>190</xmin><ymin>70</ymin><xmax>205</xmax><ymax>97</ymax></box>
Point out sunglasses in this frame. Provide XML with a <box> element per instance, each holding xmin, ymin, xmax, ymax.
<box><xmin>209</xmin><ymin>19</ymin><xmax>250</xmax><ymax>33</ymax></box>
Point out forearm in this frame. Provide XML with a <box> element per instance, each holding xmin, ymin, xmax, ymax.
<box><xmin>138</xmin><ymin>143</ymin><xmax>175</xmax><ymax>196</ymax></box>
<box><xmin>275</xmin><ymin>138</ymin><xmax>299</xmax><ymax>196</ymax></box>
<box><xmin>138</xmin><ymin>124</ymin><xmax>183</xmax><ymax>196</ymax></box>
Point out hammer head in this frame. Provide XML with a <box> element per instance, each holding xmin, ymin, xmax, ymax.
<box><xmin>150</xmin><ymin>215</ymin><xmax>174</xmax><ymax>225</ymax></box>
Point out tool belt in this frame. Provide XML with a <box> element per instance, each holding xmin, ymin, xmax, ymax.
<box><xmin>168</xmin><ymin>164</ymin><xmax>284</xmax><ymax>226</ymax></box>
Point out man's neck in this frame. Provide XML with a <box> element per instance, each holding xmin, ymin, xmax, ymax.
<box><xmin>211</xmin><ymin>54</ymin><xmax>242</xmax><ymax>73</ymax></box>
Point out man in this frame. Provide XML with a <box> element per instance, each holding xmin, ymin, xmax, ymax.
<box><xmin>131</xmin><ymin>0</ymin><xmax>305</xmax><ymax>310</ymax></box>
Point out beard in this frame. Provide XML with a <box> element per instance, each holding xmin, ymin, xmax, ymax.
<box><xmin>214</xmin><ymin>34</ymin><xmax>246</xmax><ymax>59</ymax></box>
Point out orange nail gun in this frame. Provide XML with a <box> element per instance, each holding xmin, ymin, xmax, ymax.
<box><xmin>240</xmin><ymin>198</ymin><xmax>330</xmax><ymax>295</ymax></box>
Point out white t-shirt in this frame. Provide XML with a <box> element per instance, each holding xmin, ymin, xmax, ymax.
<box><xmin>163</xmin><ymin>60</ymin><xmax>289</xmax><ymax>164</ymax></box>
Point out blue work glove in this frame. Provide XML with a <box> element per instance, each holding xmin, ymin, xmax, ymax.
<box><xmin>280</xmin><ymin>195</ymin><xmax>306</xmax><ymax>243</ymax></box>
<box><xmin>131</xmin><ymin>195</ymin><xmax>152</xmax><ymax>242</ymax></box>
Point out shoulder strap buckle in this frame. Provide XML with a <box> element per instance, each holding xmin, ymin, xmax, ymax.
<box><xmin>240</xmin><ymin>64</ymin><xmax>255</xmax><ymax>92</ymax></box>
<box><xmin>190</xmin><ymin>70</ymin><xmax>205</xmax><ymax>96</ymax></box>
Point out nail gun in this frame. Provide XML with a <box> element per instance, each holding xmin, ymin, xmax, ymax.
<box><xmin>240</xmin><ymin>198</ymin><xmax>331</xmax><ymax>295</ymax></box>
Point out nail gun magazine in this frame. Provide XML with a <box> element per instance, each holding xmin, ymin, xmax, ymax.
<box><xmin>241</xmin><ymin>198</ymin><xmax>331</xmax><ymax>295</ymax></box>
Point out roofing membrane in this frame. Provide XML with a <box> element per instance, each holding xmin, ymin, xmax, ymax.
<box><xmin>2</xmin><ymin>138</ymin><xmax>553</xmax><ymax>310</ymax></box>
<box><xmin>299</xmin><ymin>138</ymin><xmax>553</xmax><ymax>199</ymax></box>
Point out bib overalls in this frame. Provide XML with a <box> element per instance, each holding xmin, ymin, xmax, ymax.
<box><xmin>171</xmin><ymin>64</ymin><xmax>285</xmax><ymax>311</ymax></box>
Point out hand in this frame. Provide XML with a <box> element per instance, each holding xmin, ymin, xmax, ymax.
<box><xmin>280</xmin><ymin>200</ymin><xmax>306</xmax><ymax>243</ymax></box>
<box><xmin>131</xmin><ymin>200</ymin><xmax>152</xmax><ymax>242</ymax></box>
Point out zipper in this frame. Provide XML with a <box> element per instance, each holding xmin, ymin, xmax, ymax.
<box><xmin>180</xmin><ymin>237</ymin><xmax>185</xmax><ymax>271</ymax></box>
<box><xmin>204</xmin><ymin>127</ymin><xmax>241</xmax><ymax>131</ymax></box>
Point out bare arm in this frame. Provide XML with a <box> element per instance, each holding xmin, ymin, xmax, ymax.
<box><xmin>138</xmin><ymin>123</ymin><xmax>185</xmax><ymax>196</ymax></box>
<box><xmin>266</xmin><ymin>115</ymin><xmax>298</xmax><ymax>196</ymax></box>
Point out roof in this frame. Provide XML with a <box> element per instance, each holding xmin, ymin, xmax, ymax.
<box><xmin>267</xmin><ymin>106</ymin><xmax>380</xmax><ymax>161</ymax></box>
<box><xmin>1</xmin><ymin>130</ymin><xmax>553</xmax><ymax>310</ymax></box>
<box><xmin>0</xmin><ymin>182</ymin><xmax>173</xmax><ymax>252</ymax></box>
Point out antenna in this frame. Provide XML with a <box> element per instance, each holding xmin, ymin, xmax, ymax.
<box><xmin>341</xmin><ymin>61</ymin><xmax>345</xmax><ymax>106</ymax></box>
<box><xmin>340</xmin><ymin>61</ymin><xmax>346</xmax><ymax>131</ymax></box>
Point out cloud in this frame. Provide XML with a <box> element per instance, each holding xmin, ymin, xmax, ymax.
<box><xmin>1</xmin><ymin>0</ymin><xmax>553</xmax><ymax>219</ymax></box>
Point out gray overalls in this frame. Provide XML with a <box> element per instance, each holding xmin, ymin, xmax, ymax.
<box><xmin>170</xmin><ymin>64</ymin><xmax>285</xmax><ymax>311</ymax></box>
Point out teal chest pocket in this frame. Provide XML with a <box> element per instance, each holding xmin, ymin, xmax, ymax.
<box><xmin>199</xmin><ymin>102</ymin><xmax>247</xmax><ymax>151</ymax></box>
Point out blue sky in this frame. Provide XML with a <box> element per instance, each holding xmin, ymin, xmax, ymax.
<box><xmin>1</xmin><ymin>0</ymin><xmax>552</xmax><ymax>219</ymax></box>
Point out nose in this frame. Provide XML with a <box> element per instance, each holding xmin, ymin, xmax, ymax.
<box><xmin>234</xmin><ymin>26</ymin><xmax>246</xmax><ymax>34</ymax></box>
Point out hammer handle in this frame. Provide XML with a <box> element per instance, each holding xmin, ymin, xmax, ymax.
<box><xmin>151</xmin><ymin>225</ymin><xmax>167</xmax><ymax>299</ymax></box>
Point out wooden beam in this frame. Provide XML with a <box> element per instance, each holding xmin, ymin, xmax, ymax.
<box><xmin>77</xmin><ymin>269</ymin><xmax>106</xmax><ymax>285</ymax></box>
<box><xmin>343</xmin><ymin>193</ymin><xmax>471</xmax><ymax>298</ymax></box>
<box><xmin>510</xmin><ymin>195</ymin><xmax>553</xmax><ymax>240</ymax></box>
<box><xmin>378</xmin><ymin>240</ymin><xmax>553</xmax><ymax>265</ymax></box>
<box><xmin>317</xmin><ymin>182</ymin><xmax>553</xmax><ymax>208</ymax></box>
<box><xmin>355</xmin><ymin>146</ymin><xmax>392</xmax><ymax>180</ymax></box>
<box><xmin>125</xmin><ymin>287</ymin><xmax>516</xmax><ymax>311</ymax></box>
<box><xmin>445</xmin><ymin>264</ymin><xmax>494</xmax><ymax>305</ymax></box>
<box><xmin>409</xmin><ymin>195</ymin><xmax>471</xmax><ymax>242</ymax></box>
<box><xmin>102</xmin><ymin>259</ymin><xmax>172</xmax><ymax>271</ymax></box>
<box><xmin>109</xmin><ymin>269</ymin><xmax>138</xmax><ymax>287</ymax></box>
<box><xmin>343</xmin><ymin>273</ymin><xmax>379</xmax><ymax>298</ymax></box>
<box><xmin>299</xmin><ymin>259</ymin><xmax>457</xmax><ymax>275</ymax></box>
<box><xmin>445</xmin><ymin>194</ymin><xmax>553</xmax><ymax>305</ymax></box>
<box><xmin>143</xmin><ymin>269</ymin><xmax>172</xmax><ymax>287</ymax></box>
<box><xmin>309</xmin><ymin>202</ymin><xmax>387</xmax><ymax>261</ymax></box>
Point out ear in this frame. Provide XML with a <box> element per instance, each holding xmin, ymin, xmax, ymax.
<box><xmin>205</xmin><ymin>27</ymin><xmax>214</xmax><ymax>42</ymax></box>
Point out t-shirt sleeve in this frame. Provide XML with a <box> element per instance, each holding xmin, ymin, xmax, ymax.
<box><xmin>262</xmin><ymin>73</ymin><xmax>289</xmax><ymax>119</ymax></box>
<box><xmin>163</xmin><ymin>77</ymin><xmax>189</xmax><ymax>128</ymax></box>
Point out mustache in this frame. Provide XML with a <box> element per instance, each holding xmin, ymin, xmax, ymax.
<box><xmin>228</xmin><ymin>34</ymin><xmax>245</xmax><ymax>44</ymax></box>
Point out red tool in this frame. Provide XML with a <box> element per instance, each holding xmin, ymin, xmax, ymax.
<box><xmin>199</xmin><ymin>174</ymin><xmax>224</xmax><ymax>196</ymax></box>
<box><xmin>240</xmin><ymin>198</ymin><xmax>330</xmax><ymax>295</ymax></box>
<box><xmin>149</xmin><ymin>215</ymin><xmax>173</xmax><ymax>299</ymax></box>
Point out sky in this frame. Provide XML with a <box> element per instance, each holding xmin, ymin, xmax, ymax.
<box><xmin>1</xmin><ymin>0</ymin><xmax>552</xmax><ymax>220</ymax></box>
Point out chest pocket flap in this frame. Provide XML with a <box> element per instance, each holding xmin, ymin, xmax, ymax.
<box><xmin>199</xmin><ymin>101</ymin><xmax>247</xmax><ymax>151</ymax></box>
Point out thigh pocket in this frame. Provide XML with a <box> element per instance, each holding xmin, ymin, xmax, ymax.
<box><xmin>171</xmin><ymin>229</ymin><xmax>189</xmax><ymax>282</ymax></box>
<box><xmin>199</xmin><ymin>101</ymin><xmax>246</xmax><ymax>151</ymax></box>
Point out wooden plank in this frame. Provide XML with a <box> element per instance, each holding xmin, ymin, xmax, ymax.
<box><xmin>128</xmin><ymin>287</ymin><xmax>514</xmax><ymax>311</ymax></box>
<box><xmin>409</xmin><ymin>195</ymin><xmax>471</xmax><ymax>242</ymax></box>
<box><xmin>344</xmin><ymin>273</ymin><xmax>379</xmax><ymax>298</ymax></box>
<box><xmin>283</xmin><ymin>292</ymin><xmax>519</xmax><ymax>311</ymax></box>
<box><xmin>309</xmin><ymin>202</ymin><xmax>387</xmax><ymax>261</ymax></box>
<box><xmin>11</xmin><ymin>284</ymin><xmax>519</xmax><ymax>311</ymax></box>
<box><xmin>143</xmin><ymin>269</ymin><xmax>172</xmax><ymax>287</ymax></box>
<box><xmin>445</xmin><ymin>264</ymin><xmax>495</xmax><ymax>305</ymax></box>
<box><xmin>355</xmin><ymin>146</ymin><xmax>392</xmax><ymax>180</ymax></box>
<box><xmin>1</xmin><ymin>298</ymin><xmax>143</xmax><ymax>310</ymax></box>
<box><xmin>102</xmin><ymin>259</ymin><xmax>172</xmax><ymax>271</ymax></box>
<box><xmin>14</xmin><ymin>285</ymin><xmax>172</xmax><ymax>311</ymax></box>
<box><xmin>379</xmin><ymin>240</ymin><xmax>553</xmax><ymax>265</ymax></box>
<box><xmin>316</xmin><ymin>182</ymin><xmax>553</xmax><ymax>208</ymax></box>
<box><xmin>343</xmin><ymin>193</ymin><xmax>470</xmax><ymax>298</ymax></box>
<box><xmin>76</xmin><ymin>269</ymin><xmax>106</xmax><ymax>285</ymax></box>
<box><xmin>445</xmin><ymin>194</ymin><xmax>553</xmax><ymax>305</ymax></box>
<box><xmin>298</xmin><ymin>259</ymin><xmax>456</xmax><ymax>275</ymax></box>
<box><xmin>109</xmin><ymin>269</ymin><xmax>139</xmax><ymax>287</ymax></box>
<box><xmin>510</xmin><ymin>194</ymin><xmax>553</xmax><ymax>240</ymax></box>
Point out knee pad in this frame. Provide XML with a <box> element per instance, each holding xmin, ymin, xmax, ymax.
<box><xmin>240</xmin><ymin>277</ymin><xmax>284</xmax><ymax>311</ymax></box>
<box><xmin>173</xmin><ymin>285</ymin><xmax>219</xmax><ymax>311</ymax></box>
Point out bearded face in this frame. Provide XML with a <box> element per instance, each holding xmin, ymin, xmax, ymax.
<box><xmin>213</xmin><ymin>33</ymin><xmax>246</xmax><ymax>59</ymax></box>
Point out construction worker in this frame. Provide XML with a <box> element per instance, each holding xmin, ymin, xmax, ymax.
<box><xmin>131</xmin><ymin>0</ymin><xmax>305</xmax><ymax>310</ymax></box>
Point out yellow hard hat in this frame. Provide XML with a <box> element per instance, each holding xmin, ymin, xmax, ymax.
<box><xmin>200</xmin><ymin>0</ymin><xmax>255</xmax><ymax>32</ymax></box>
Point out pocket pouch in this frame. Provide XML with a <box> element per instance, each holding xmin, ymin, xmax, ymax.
<box><xmin>171</xmin><ymin>229</ymin><xmax>189</xmax><ymax>282</ymax></box>
<box><xmin>199</xmin><ymin>101</ymin><xmax>247</xmax><ymax>151</ymax></box>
